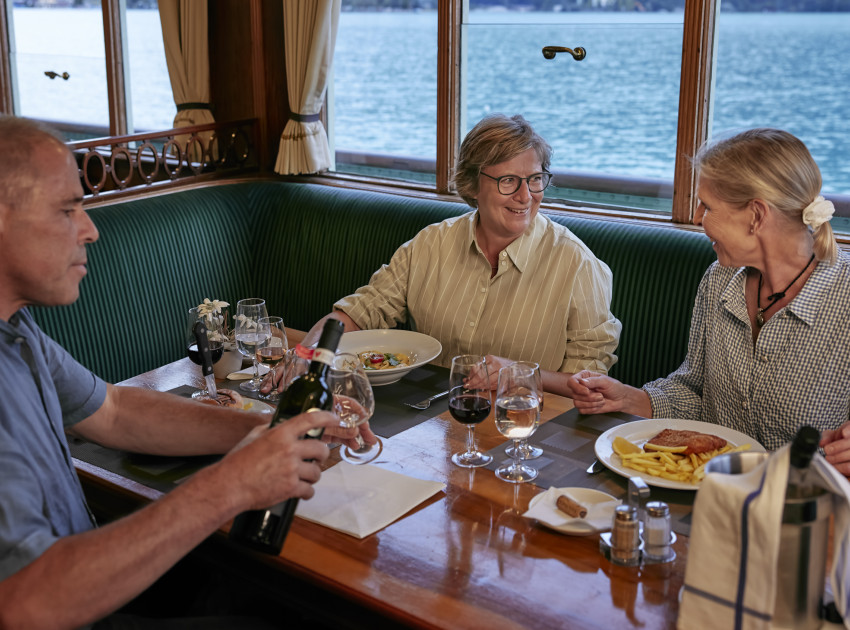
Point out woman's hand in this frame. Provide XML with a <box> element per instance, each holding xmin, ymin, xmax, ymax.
<box><xmin>259</xmin><ymin>364</ymin><xmax>285</xmax><ymax>395</ymax></box>
<box><xmin>465</xmin><ymin>355</ymin><xmax>513</xmax><ymax>391</ymax></box>
<box><xmin>820</xmin><ymin>422</ymin><xmax>850</xmax><ymax>477</ymax></box>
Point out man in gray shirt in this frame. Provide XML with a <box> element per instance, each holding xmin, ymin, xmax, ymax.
<box><xmin>0</xmin><ymin>117</ymin><xmax>348</xmax><ymax>628</ymax></box>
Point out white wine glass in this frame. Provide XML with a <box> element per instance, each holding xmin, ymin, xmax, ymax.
<box><xmin>329</xmin><ymin>353</ymin><xmax>381</xmax><ymax>465</ymax></box>
<box><xmin>495</xmin><ymin>363</ymin><xmax>541</xmax><ymax>483</ymax></box>
<box><xmin>448</xmin><ymin>355</ymin><xmax>493</xmax><ymax>468</ymax></box>
<box><xmin>186</xmin><ymin>307</ymin><xmax>224</xmax><ymax>400</ymax></box>
<box><xmin>504</xmin><ymin>361</ymin><xmax>543</xmax><ymax>460</ymax></box>
<box><xmin>256</xmin><ymin>316</ymin><xmax>288</xmax><ymax>402</ymax></box>
<box><xmin>235</xmin><ymin>298</ymin><xmax>268</xmax><ymax>392</ymax></box>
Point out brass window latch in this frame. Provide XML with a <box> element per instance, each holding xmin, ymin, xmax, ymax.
<box><xmin>542</xmin><ymin>46</ymin><xmax>586</xmax><ymax>61</ymax></box>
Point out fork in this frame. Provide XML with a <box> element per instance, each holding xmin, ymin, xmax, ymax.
<box><xmin>405</xmin><ymin>389</ymin><xmax>450</xmax><ymax>410</ymax></box>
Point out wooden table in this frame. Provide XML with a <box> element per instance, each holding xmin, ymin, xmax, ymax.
<box><xmin>71</xmin><ymin>357</ymin><xmax>690</xmax><ymax>630</ymax></box>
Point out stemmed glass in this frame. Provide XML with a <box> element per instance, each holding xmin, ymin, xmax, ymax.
<box><xmin>448</xmin><ymin>355</ymin><xmax>493</xmax><ymax>468</ymax></box>
<box><xmin>495</xmin><ymin>363</ymin><xmax>541</xmax><ymax>483</ymax></box>
<box><xmin>256</xmin><ymin>316</ymin><xmax>288</xmax><ymax>402</ymax></box>
<box><xmin>235</xmin><ymin>298</ymin><xmax>269</xmax><ymax>392</ymax></box>
<box><xmin>186</xmin><ymin>307</ymin><xmax>224</xmax><ymax>400</ymax></box>
<box><xmin>329</xmin><ymin>352</ymin><xmax>381</xmax><ymax>465</ymax></box>
<box><xmin>504</xmin><ymin>361</ymin><xmax>543</xmax><ymax>460</ymax></box>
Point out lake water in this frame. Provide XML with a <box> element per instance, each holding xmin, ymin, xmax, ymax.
<box><xmin>9</xmin><ymin>8</ymin><xmax>850</xmax><ymax>194</ymax></box>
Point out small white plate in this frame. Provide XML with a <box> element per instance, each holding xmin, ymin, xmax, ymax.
<box><xmin>526</xmin><ymin>488</ymin><xmax>618</xmax><ymax>536</ymax></box>
<box><xmin>242</xmin><ymin>399</ymin><xmax>274</xmax><ymax>413</ymax></box>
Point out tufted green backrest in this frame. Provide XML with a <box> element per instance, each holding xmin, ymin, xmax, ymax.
<box><xmin>30</xmin><ymin>181</ymin><xmax>715</xmax><ymax>387</ymax></box>
<box><xmin>548</xmin><ymin>216</ymin><xmax>716</xmax><ymax>387</ymax></box>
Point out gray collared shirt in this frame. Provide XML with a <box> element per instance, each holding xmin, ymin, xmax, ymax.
<box><xmin>644</xmin><ymin>256</ymin><xmax>850</xmax><ymax>450</ymax></box>
<box><xmin>0</xmin><ymin>308</ymin><xmax>106</xmax><ymax>581</ymax></box>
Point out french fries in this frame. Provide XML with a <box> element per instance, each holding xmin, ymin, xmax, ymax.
<box><xmin>613</xmin><ymin>437</ymin><xmax>751</xmax><ymax>485</ymax></box>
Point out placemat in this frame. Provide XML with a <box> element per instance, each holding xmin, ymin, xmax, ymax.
<box><xmin>369</xmin><ymin>363</ymin><xmax>451</xmax><ymax>438</ymax></box>
<box><xmin>483</xmin><ymin>408</ymin><xmax>696</xmax><ymax>536</ymax></box>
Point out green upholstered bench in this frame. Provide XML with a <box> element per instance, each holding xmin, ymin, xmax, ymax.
<box><xmin>30</xmin><ymin>181</ymin><xmax>716</xmax><ymax>388</ymax></box>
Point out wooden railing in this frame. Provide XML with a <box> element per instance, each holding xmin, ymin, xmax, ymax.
<box><xmin>67</xmin><ymin>118</ymin><xmax>260</xmax><ymax>201</ymax></box>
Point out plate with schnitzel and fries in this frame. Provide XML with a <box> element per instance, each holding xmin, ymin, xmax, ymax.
<box><xmin>594</xmin><ymin>419</ymin><xmax>766</xmax><ymax>490</ymax></box>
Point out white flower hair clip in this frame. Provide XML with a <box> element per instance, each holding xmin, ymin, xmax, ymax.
<box><xmin>802</xmin><ymin>196</ymin><xmax>834</xmax><ymax>229</ymax></box>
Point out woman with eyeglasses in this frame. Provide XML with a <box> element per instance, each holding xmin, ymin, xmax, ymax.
<box><xmin>264</xmin><ymin>114</ymin><xmax>621</xmax><ymax>398</ymax></box>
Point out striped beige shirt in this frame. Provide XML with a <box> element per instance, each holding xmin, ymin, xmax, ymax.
<box><xmin>335</xmin><ymin>211</ymin><xmax>621</xmax><ymax>373</ymax></box>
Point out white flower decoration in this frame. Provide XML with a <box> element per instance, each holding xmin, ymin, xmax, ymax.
<box><xmin>802</xmin><ymin>196</ymin><xmax>834</xmax><ymax>229</ymax></box>
<box><xmin>197</xmin><ymin>298</ymin><xmax>230</xmax><ymax>317</ymax></box>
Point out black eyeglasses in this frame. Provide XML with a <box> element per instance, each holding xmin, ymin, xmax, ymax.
<box><xmin>479</xmin><ymin>171</ymin><xmax>552</xmax><ymax>195</ymax></box>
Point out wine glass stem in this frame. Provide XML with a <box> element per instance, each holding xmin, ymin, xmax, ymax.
<box><xmin>512</xmin><ymin>439</ymin><xmax>521</xmax><ymax>472</ymax></box>
<box><xmin>466</xmin><ymin>426</ymin><xmax>476</xmax><ymax>456</ymax></box>
<box><xmin>251</xmin><ymin>358</ymin><xmax>260</xmax><ymax>382</ymax></box>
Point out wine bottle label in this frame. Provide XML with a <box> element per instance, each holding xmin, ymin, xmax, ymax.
<box><xmin>312</xmin><ymin>347</ymin><xmax>334</xmax><ymax>366</ymax></box>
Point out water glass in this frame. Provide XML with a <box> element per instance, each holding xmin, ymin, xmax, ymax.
<box><xmin>504</xmin><ymin>361</ymin><xmax>543</xmax><ymax>460</ymax></box>
<box><xmin>495</xmin><ymin>363</ymin><xmax>541</xmax><ymax>483</ymax></box>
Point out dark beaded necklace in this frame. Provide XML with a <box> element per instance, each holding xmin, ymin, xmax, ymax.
<box><xmin>755</xmin><ymin>254</ymin><xmax>815</xmax><ymax>327</ymax></box>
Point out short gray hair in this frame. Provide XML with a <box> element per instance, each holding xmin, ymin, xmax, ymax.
<box><xmin>0</xmin><ymin>116</ymin><xmax>67</xmax><ymax>212</ymax></box>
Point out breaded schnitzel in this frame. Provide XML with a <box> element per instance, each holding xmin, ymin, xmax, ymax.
<box><xmin>645</xmin><ymin>428</ymin><xmax>727</xmax><ymax>455</ymax></box>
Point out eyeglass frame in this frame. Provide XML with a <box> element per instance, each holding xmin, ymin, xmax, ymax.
<box><xmin>479</xmin><ymin>170</ymin><xmax>552</xmax><ymax>195</ymax></box>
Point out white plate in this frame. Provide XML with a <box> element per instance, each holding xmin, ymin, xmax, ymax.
<box><xmin>242</xmin><ymin>399</ymin><xmax>274</xmax><ymax>413</ymax></box>
<box><xmin>337</xmin><ymin>330</ymin><xmax>442</xmax><ymax>386</ymax></box>
<box><xmin>594</xmin><ymin>419</ymin><xmax>766</xmax><ymax>491</ymax></box>
<box><xmin>527</xmin><ymin>488</ymin><xmax>618</xmax><ymax>536</ymax></box>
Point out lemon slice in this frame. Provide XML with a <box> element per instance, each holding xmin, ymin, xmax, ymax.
<box><xmin>612</xmin><ymin>436</ymin><xmax>642</xmax><ymax>457</ymax></box>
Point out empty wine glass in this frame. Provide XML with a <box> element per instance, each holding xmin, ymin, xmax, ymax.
<box><xmin>504</xmin><ymin>361</ymin><xmax>543</xmax><ymax>460</ymax></box>
<box><xmin>235</xmin><ymin>298</ymin><xmax>268</xmax><ymax>392</ymax></box>
<box><xmin>186</xmin><ymin>307</ymin><xmax>224</xmax><ymax>400</ymax></box>
<box><xmin>329</xmin><ymin>352</ymin><xmax>381</xmax><ymax>465</ymax></box>
<box><xmin>448</xmin><ymin>355</ymin><xmax>493</xmax><ymax>468</ymax></box>
<box><xmin>495</xmin><ymin>363</ymin><xmax>541</xmax><ymax>483</ymax></box>
<box><xmin>256</xmin><ymin>316</ymin><xmax>288</xmax><ymax>402</ymax></box>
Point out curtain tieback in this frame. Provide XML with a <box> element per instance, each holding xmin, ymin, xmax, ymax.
<box><xmin>290</xmin><ymin>112</ymin><xmax>321</xmax><ymax>123</ymax></box>
<box><xmin>176</xmin><ymin>102</ymin><xmax>213</xmax><ymax>112</ymax></box>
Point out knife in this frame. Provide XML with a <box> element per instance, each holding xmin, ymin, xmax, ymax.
<box><xmin>193</xmin><ymin>320</ymin><xmax>218</xmax><ymax>400</ymax></box>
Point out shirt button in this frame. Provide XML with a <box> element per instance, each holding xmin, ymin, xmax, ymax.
<box><xmin>13</xmin><ymin>337</ymin><xmax>24</xmax><ymax>345</ymax></box>
<box><xmin>760</xmin><ymin>354</ymin><xmax>769</xmax><ymax>362</ymax></box>
<box><xmin>742</xmin><ymin>401</ymin><xmax>749</xmax><ymax>409</ymax></box>
<box><xmin>501</xmin><ymin>251</ymin><xmax>507</xmax><ymax>258</ymax></box>
<box><xmin>480</xmin><ymin>288</ymin><xmax>486</xmax><ymax>293</ymax></box>
<box><xmin>468</xmin><ymin>321</ymin><xmax>475</xmax><ymax>327</ymax></box>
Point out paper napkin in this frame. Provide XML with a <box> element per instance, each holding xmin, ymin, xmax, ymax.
<box><xmin>678</xmin><ymin>445</ymin><xmax>850</xmax><ymax>630</ymax></box>
<box><xmin>295</xmin><ymin>462</ymin><xmax>445</xmax><ymax>538</ymax></box>
<box><xmin>226</xmin><ymin>364</ymin><xmax>270</xmax><ymax>380</ymax></box>
<box><xmin>522</xmin><ymin>486</ymin><xmax>620</xmax><ymax>532</ymax></box>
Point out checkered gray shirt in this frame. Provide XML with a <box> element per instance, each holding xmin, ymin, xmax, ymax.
<box><xmin>644</xmin><ymin>255</ymin><xmax>850</xmax><ymax>451</ymax></box>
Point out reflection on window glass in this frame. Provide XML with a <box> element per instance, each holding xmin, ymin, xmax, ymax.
<box><xmin>712</xmin><ymin>11</ymin><xmax>850</xmax><ymax>198</ymax></box>
<box><xmin>126</xmin><ymin>0</ymin><xmax>174</xmax><ymax>133</ymax></box>
<box><xmin>12</xmin><ymin>2</ymin><xmax>109</xmax><ymax>138</ymax></box>
<box><xmin>332</xmin><ymin>9</ymin><xmax>437</xmax><ymax>183</ymax></box>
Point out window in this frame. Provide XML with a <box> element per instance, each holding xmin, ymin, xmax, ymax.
<box><xmin>331</xmin><ymin>0</ymin><xmax>850</xmax><ymax>228</ymax></box>
<box><xmin>6</xmin><ymin>0</ymin><xmax>170</xmax><ymax>140</ymax></box>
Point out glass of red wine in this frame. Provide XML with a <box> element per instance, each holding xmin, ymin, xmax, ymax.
<box><xmin>448</xmin><ymin>354</ymin><xmax>493</xmax><ymax>468</ymax></box>
<box><xmin>256</xmin><ymin>316</ymin><xmax>288</xmax><ymax>402</ymax></box>
<box><xmin>186</xmin><ymin>307</ymin><xmax>224</xmax><ymax>400</ymax></box>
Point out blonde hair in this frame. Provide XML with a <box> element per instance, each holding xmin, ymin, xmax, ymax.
<box><xmin>453</xmin><ymin>114</ymin><xmax>552</xmax><ymax>209</ymax></box>
<box><xmin>695</xmin><ymin>128</ymin><xmax>837</xmax><ymax>264</ymax></box>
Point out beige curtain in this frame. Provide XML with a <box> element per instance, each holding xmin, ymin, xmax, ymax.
<box><xmin>159</xmin><ymin>0</ymin><xmax>215</xmax><ymax>161</ymax></box>
<box><xmin>275</xmin><ymin>0</ymin><xmax>340</xmax><ymax>175</ymax></box>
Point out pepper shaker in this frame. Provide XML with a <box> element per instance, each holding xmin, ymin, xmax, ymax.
<box><xmin>610</xmin><ymin>504</ymin><xmax>641</xmax><ymax>566</ymax></box>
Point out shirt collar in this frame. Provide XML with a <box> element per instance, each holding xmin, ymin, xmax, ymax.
<box><xmin>467</xmin><ymin>211</ymin><xmax>544</xmax><ymax>274</ymax></box>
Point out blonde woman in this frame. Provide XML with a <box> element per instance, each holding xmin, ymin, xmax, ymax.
<box><xmin>571</xmin><ymin>128</ymin><xmax>850</xmax><ymax>461</ymax></box>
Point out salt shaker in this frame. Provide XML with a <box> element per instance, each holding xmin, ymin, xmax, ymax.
<box><xmin>643</xmin><ymin>500</ymin><xmax>673</xmax><ymax>562</ymax></box>
<box><xmin>610</xmin><ymin>504</ymin><xmax>641</xmax><ymax>566</ymax></box>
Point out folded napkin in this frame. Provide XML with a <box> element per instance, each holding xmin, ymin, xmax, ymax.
<box><xmin>226</xmin><ymin>364</ymin><xmax>270</xmax><ymax>380</ymax></box>
<box><xmin>522</xmin><ymin>486</ymin><xmax>620</xmax><ymax>533</ymax></box>
<box><xmin>678</xmin><ymin>445</ymin><xmax>850</xmax><ymax>630</ymax></box>
<box><xmin>295</xmin><ymin>462</ymin><xmax>445</xmax><ymax>538</ymax></box>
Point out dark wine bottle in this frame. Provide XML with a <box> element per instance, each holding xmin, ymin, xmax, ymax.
<box><xmin>228</xmin><ymin>318</ymin><xmax>345</xmax><ymax>554</ymax></box>
<box><xmin>786</xmin><ymin>425</ymin><xmax>820</xmax><ymax>500</ymax></box>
